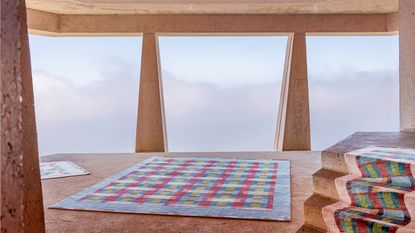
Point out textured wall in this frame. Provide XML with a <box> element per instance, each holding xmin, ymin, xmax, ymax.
<box><xmin>1</xmin><ymin>0</ymin><xmax>45</xmax><ymax>232</ymax></box>
<box><xmin>399</xmin><ymin>0</ymin><xmax>415</xmax><ymax>132</ymax></box>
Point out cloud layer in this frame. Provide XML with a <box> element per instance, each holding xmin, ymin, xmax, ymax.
<box><xmin>33</xmin><ymin>60</ymin><xmax>139</xmax><ymax>155</ymax></box>
<box><xmin>162</xmin><ymin>72</ymin><xmax>281</xmax><ymax>152</ymax></box>
<box><xmin>309</xmin><ymin>70</ymin><xmax>399</xmax><ymax>149</ymax></box>
<box><xmin>33</xmin><ymin>59</ymin><xmax>399</xmax><ymax>155</ymax></box>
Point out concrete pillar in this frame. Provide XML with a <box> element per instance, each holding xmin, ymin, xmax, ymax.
<box><xmin>1</xmin><ymin>0</ymin><xmax>46</xmax><ymax>232</ymax></box>
<box><xmin>135</xmin><ymin>33</ymin><xmax>167</xmax><ymax>152</ymax></box>
<box><xmin>275</xmin><ymin>33</ymin><xmax>311</xmax><ymax>151</ymax></box>
<box><xmin>399</xmin><ymin>0</ymin><xmax>415</xmax><ymax>132</ymax></box>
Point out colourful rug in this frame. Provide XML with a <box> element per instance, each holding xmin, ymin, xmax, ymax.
<box><xmin>323</xmin><ymin>146</ymin><xmax>415</xmax><ymax>232</ymax></box>
<box><xmin>50</xmin><ymin>157</ymin><xmax>290</xmax><ymax>221</ymax></box>
<box><xmin>41</xmin><ymin>161</ymin><xmax>90</xmax><ymax>180</ymax></box>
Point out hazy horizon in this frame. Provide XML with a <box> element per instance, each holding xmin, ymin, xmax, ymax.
<box><xmin>29</xmin><ymin>35</ymin><xmax>399</xmax><ymax>155</ymax></box>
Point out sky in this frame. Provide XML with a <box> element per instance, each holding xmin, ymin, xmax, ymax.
<box><xmin>28</xmin><ymin>35</ymin><xmax>399</xmax><ymax>155</ymax></box>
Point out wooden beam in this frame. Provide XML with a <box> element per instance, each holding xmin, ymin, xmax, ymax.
<box><xmin>25</xmin><ymin>0</ymin><xmax>399</xmax><ymax>15</ymax></box>
<box><xmin>387</xmin><ymin>12</ymin><xmax>399</xmax><ymax>33</ymax></box>
<box><xmin>1</xmin><ymin>0</ymin><xmax>45</xmax><ymax>232</ymax></box>
<box><xmin>27</xmin><ymin>9</ymin><xmax>60</xmax><ymax>36</ymax></box>
<box><xmin>136</xmin><ymin>33</ymin><xmax>168</xmax><ymax>152</ymax></box>
<box><xmin>27</xmin><ymin>9</ymin><xmax>397</xmax><ymax>36</ymax></box>
<box><xmin>275</xmin><ymin>33</ymin><xmax>311</xmax><ymax>151</ymax></box>
<box><xmin>399</xmin><ymin>0</ymin><xmax>415</xmax><ymax>132</ymax></box>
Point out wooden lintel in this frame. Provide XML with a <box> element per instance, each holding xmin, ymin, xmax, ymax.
<box><xmin>387</xmin><ymin>12</ymin><xmax>399</xmax><ymax>33</ymax></box>
<box><xmin>27</xmin><ymin>9</ymin><xmax>398</xmax><ymax>36</ymax></box>
<box><xmin>27</xmin><ymin>9</ymin><xmax>60</xmax><ymax>36</ymax></box>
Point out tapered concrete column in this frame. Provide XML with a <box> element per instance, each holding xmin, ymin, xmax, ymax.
<box><xmin>399</xmin><ymin>0</ymin><xmax>415</xmax><ymax>132</ymax></box>
<box><xmin>135</xmin><ymin>33</ymin><xmax>167</xmax><ymax>152</ymax></box>
<box><xmin>1</xmin><ymin>0</ymin><xmax>46</xmax><ymax>232</ymax></box>
<box><xmin>275</xmin><ymin>33</ymin><xmax>311</xmax><ymax>151</ymax></box>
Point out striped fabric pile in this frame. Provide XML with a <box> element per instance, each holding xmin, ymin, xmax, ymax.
<box><xmin>323</xmin><ymin>146</ymin><xmax>415</xmax><ymax>232</ymax></box>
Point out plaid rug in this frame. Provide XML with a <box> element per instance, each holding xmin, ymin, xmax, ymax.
<box><xmin>323</xmin><ymin>146</ymin><xmax>415</xmax><ymax>232</ymax></box>
<box><xmin>41</xmin><ymin>161</ymin><xmax>90</xmax><ymax>180</ymax></box>
<box><xmin>50</xmin><ymin>157</ymin><xmax>290</xmax><ymax>221</ymax></box>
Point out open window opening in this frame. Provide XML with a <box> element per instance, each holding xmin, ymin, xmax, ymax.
<box><xmin>158</xmin><ymin>36</ymin><xmax>288</xmax><ymax>152</ymax></box>
<box><xmin>307</xmin><ymin>36</ymin><xmax>399</xmax><ymax>150</ymax></box>
<box><xmin>29</xmin><ymin>36</ymin><xmax>142</xmax><ymax>155</ymax></box>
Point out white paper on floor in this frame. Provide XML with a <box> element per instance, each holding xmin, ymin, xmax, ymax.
<box><xmin>40</xmin><ymin>161</ymin><xmax>90</xmax><ymax>179</ymax></box>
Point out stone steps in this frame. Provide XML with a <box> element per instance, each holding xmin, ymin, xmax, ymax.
<box><xmin>296</xmin><ymin>224</ymin><xmax>326</xmax><ymax>233</ymax></box>
<box><xmin>321</xmin><ymin>150</ymin><xmax>348</xmax><ymax>173</ymax></box>
<box><xmin>322</xmin><ymin>146</ymin><xmax>415</xmax><ymax>232</ymax></box>
<box><xmin>303</xmin><ymin>193</ymin><xmax>337</xmax><ymax>231</ymax></box>
<box><xmin>312</xmin><ymin>168</ymin><xmax>346</xmax><ymax>200</ymax></box>
<box><xmin>298</xmin><ymin>132</ymin><xmax>415</xmax><ymax>232</ymax></box>
<box><xmin>297</xmin><ymin>152</ymin><xmax>348</xmax><ymax>232</ymax></box>
<box><xmin>296</xmin><ymin>151</ymin><xmax>347</xmax><ymax>232</ymax></box>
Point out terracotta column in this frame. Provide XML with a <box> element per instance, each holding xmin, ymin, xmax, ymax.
<box><xmin>275</xmin><ymin>33</ymin><xmax>311</xmax><ymax>151</ymax></box>
<box><xmin>399</xmin><ymin>0</ymin><xmax>415</xmax><ymax>132</ymax></box>
<box><xmin>1</xmin><ymin>0</ymin><xmax>46</xmax><ymax>232</ymax></box>
<box><xmin>135</xmin><ymin>33</ymin><xmax>167</xmax><ymax>152</ymax></box>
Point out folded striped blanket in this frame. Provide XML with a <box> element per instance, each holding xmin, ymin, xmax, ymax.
<box><xmin>323</xmin><ymin>146</ymin><xmax>415</xmax><ymax>233</ymax></box>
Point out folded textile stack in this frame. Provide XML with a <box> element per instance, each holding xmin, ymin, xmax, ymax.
<box><xmin>323</xmin><ymin>146</ymin><xmax>415</xmax><ymax>233</ymax></box>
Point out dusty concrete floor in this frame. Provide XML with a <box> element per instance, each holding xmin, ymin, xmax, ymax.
<box><xmin>41</xmin><ymin>151</ymin><xmax>321</xmax><ymax>233</ymax></box>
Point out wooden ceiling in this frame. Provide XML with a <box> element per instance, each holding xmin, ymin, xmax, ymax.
<box><xmin>27</xmin><ymin>0</ymin><xmax>398</xmax><ymax>15</ymax></box>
